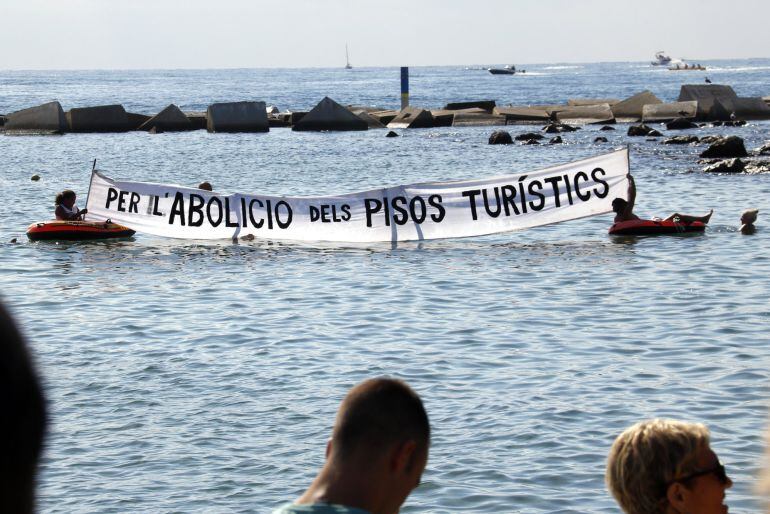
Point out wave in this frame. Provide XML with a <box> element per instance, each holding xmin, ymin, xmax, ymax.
<box><xmin>542</xmin><ymin>65</ymin><xmax>583</xmax><ymax>70</ymax></box>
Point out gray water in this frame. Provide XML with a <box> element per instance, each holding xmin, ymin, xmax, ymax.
<box><xmin>1</xmin><ymin>61</ymin><xmax>769</xmax><ymax>512</ymax></box>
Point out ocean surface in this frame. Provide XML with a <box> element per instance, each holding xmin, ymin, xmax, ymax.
<box><xmin>1</xmin><ymin>60</ymin><xmax>769</xmax><ymax>513</ymax></box>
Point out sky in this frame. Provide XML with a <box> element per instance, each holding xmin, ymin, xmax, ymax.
<box><xmin>1</xmin><ymin>0</ymin><xmax>769</xmax><ymax>70</ymax></box>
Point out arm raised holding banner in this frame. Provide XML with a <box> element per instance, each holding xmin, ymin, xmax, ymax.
<box><xmin>611</xmin><ymin>174</ymin><xmax>712</xmax><ymax>225</ymax></box>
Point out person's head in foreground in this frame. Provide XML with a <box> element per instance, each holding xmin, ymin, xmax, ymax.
<box><xmin>740</xmin><ymin>208</ymin><xmax>758</xmax><ymax>234</ymax></box>
<box><xmin>55</xmin><ymin>189</ymin><xmax>77</xmax><ymax>207</ymax></box>
<box><xmin>612</xmin><ymin>197</ymin><xmax>627</xmax><ymax>215</ymax></box>
<box><xmin>606</xmin><ymin>419</ymin><xmax>731</xmax><ymax>514</ymax></box>
<box><xmin>277</xmin><ymin>377</ymin><xmax>430</xmax><ymax>514</ymax></box>
<box><xmin>0</xmin><ymin>301</ymin><xmax>47</xmax><ymax>514</ymax></box>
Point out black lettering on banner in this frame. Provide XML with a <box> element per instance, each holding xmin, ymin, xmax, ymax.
<box><xmin>409</xmin><ymin>196</ymin><xmax>427</xmax><ymax>224</ymax></box>
<box><xmin>364</xmin><ymin>198</ymin><xmax>382</xmax><ymax>228</ymax></box>
<box><xmin>501</xmin><ymin>185</ymin><xmax>519</xmax><ymax>216</ymax></box>
<box><xmin>188</xmin><ymin>194</ymin><xmax>205</xmax><ymax>226</ymax></box>
<box><xmin>128</xmin><ymin>192</ymin><xmax>140</xmax><ymax>213</ymax></box>
<box><xmin>382</xmin><ymin>197</ymin><xmax>391</xmax><ymax>227</ymax></box>
<box><xmin>168</xmin><ymin>192</ymin><xmax>186</xmax><ymax>226</ymax></box>
<box><xmin>562</xmin><ymin>174</ymin><xmax>575</xmax><ymax>205</ymax></box>
<box><xmin>462</xmin><ymin>189</ymin><xmax>481</xmax><ymax>220</ymax></box>
<box><xmin>591</xmin><ymin>167</ymin><xmax>610</xmax><ymax>198</ymax></box>
<box><xmin>152</xmin><ymin>196</ymin><xmax>164</xmax><ymax>216</ymax></box>
<box><xmin>117</xmin><ymin>190</ymin><xmax>129</xmax><ymax>212</ymax></box>
<box><xmin>105</xmin><ymin>188</ymin><xmax>118</xmax><ymax>209</ymax></box>
<box><xmin>543</xmin><ymin>176</ymin><xmax>563</xmax><ymax>208</ymax></box>
<box><xmin>207</xmin><ymin>197</ymin><xmax>223</xmax><ymax>227</ymax></box>
<box><xmin>528</xmin><ymin>181</ymin><xmax>546</xmax><ymax>211</ymax></box>
<box><xmin>249</xmin><ymin>199</ymin><xmax>263</xmax><ymax>228</ymax></box>
<box><xmin>482</xmin><ymin>187</ymin><xmax>502</xmax><ymax>218</ymax></box>
<box><xmin>391</xmin><ymin>196</ymin><xmax>409</xmax><ymax>226</ymax></box>
<box><xmin>309</xmin><ymin>205</ymin><xmax>320</xmax><ymax>222</ymax></box>
<box><xmin>224</xmin><ymin>198</ymin><xmax>239</xmax><ymax>228</ymax></box>
<box><xmin>428</xmin><ymin>195</ymin><xmax>445</xmax><ymax>223</ymax></box>
<box><xmin>265</xmin><ymin>200</ymin><xmax>274</xmax><ymax>229</ymax></box>
<box><xmin>321</xmin><ymin>205</ymin><xmax>332</xmax><ymax>222</ymax></box>
<box><xmin>573</xmin><ymin>172</ymin><xmax>591</xmax><ymax>201</ymax></box>
<box><xmin>340</xmin><ymin>204</ymin><xmax>351</xmax><ymax>222</ymax></box>
<box><xmin>274</xmin><ymin>201</ymin><xmax>292</xmax><ymax>229</ymax></box>
<box><xmin>518</xmin><ymin>176</ymin><xmax>528</xmax><ymax>214</ymax></box>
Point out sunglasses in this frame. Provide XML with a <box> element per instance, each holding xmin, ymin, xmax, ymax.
<box><xmin>670</xmin><ymin>462</ymin><xmax>729</xmax><ymax>485</ymax></box>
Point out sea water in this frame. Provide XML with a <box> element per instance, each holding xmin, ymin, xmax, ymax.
<box><xmin>1</xmin><ymin>60</ymin><xmax>769</xmax><ymax>513</ymax></box>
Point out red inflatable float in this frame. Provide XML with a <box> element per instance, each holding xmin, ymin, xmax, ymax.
<box><xmin>609</xmin><ymin>219</ymin><xmax>706</xmax><ymax>236</ymax></box>
<box><xmin>26</xmin><ymin>220</ymin><xmax>135</xmax><ymax>241</ymax></box>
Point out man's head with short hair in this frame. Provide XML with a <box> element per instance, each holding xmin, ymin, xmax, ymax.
<box><xmin>612</xmin><ymin>197</ymin><xmax>627</xmax><ymax>214</ymax></box>
<box><xmin>293</xmin><ymin>377</ymin><xmax>429</xmax><ymax>514</ymax></box>
<box><xmin>0</xmin><ymin>302</ymin><xmax>47</xmax><ymax>514</ymax></box>
<box><xmin>606</xmin><ymin>419</ymin><xmax>710</xmax><ymax>514</ymax></box>
<box><xmin>332</xmin><ymin>377</ymin><xmax>430</xmax><ymax>461</ymax></box>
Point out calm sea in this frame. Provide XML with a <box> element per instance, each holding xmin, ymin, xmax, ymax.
<box><xmin>1</xmin><ymin>60</ymin><xmax>769</xmax><ymax>513</ymax></box>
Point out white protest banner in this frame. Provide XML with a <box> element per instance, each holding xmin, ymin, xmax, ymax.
<box><xmin>85</xmin><ymin>148</ymin><xmax>629</xmax><ymax>242</ymax></box>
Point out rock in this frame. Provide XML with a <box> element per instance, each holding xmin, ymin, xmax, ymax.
<box><xmin>444</xmin><ymin>100</ymin><xmax>496</xmax><ymax>112</ymax></box>
<box><xmin>549</xmin><ymin>136</ymin><xmax>563</xmax><ymax>144</ymax></box>
<box><xmin>523</xmin><ymin>139</ymin><xmax>540</xmax><ymax>145</ymax></box>
<box><xmin>551</xmin><ymin>103</ymin><xmax>615</xmax><ymax>125</ymax></box>
<box><xmin>745</xmin><ymin>161</ymin><xmax>770</xmax><ymax>174</ymax></box>
<box><xmin>699</xmin><ymin>135</ymin><xmax>723</xmax><ymax>145</ymax></box>
<box><xmin>542</xmin><ymin>122</ymin><xmax>578</xmax><ymax>133</ymax></box>
<box><xmin>293</xmin><ymin>97</ymin><xmax>368</xmax><ymax>131</ymax></box>
<box><xmin>648</xmin><ymin>130</ymin><xmax>663</xmax><ymax>137</ymax></box>
<box><xmin>386</xmin><ymin>130</ymin><xmax>399</xmax><ymax>138</ymax></box>
<box><xmin>627</xmin><ymin>124</ymin><xmax>653</xmax><ymax>136</ymax></box>
<box><xmin>723</xmin><ymin>120</ymin><xmax>747</xmax><ymax>127</ymax></box>
<box><xmin>646</xmin><ymin>138</ymin><xmax>658</xmax><ymax>142</ymax></box>
<box><xmin>207</xmin><ymin>101</ymin><xmax>269</xmax><ymax>132</ymax></box>
<box><xmin>386</xmin><ymin>107</ymin><xmax>434</xmax><ymax>129</ymax></box>
<box><xmin>10</xmin><ymin>238</ymin><xmax>17</xmax><ymax>244</ymax></box>
<box><xmin>731</xmin><ymin>97</ymin><xmax>770</xmax><ymax>120</ymax></box>
<box><xmin>703</xmin><ymin>158</ymin><xmax>745</xmax><ymax>173</ymax></box>
<box><xmin>666</xmin><ymin>117</ymin><xmax>699</xmax><ymax>130</ymax></box>
<box><xmin>514</xmin><ymin>132</ymin><xmax>544</xmax><ymax>141</ymax></box>
<box><xmin>756</xmin><ymin>143</ymin><xmax>770</xmax><ymax>155</ymax></box>
<box><xmin>700</xmin><ymin>136</ymin><xmax>748</xmax><ymax>158</ymax></box>
<box><xmin>66</xmin><ymin>104</ymin><xmax>132</xmax><ymax>132</ymax></box>
<box><xmin>140</xmin><ymin>104</ymin><xmax>193</xmax><ymax>132</ymax></box>
<box><xmin>4</xmin><ymin>101</ymin><xmax>67</xmax><ymax>133</ymax></box>
<box><xmin>678</xmin><ymin>84</ymin><xmax>738</xmax><ymax>120</ymax></box>
<box><xmin>600</xmin><ymin>125</ymin><xmax>615</xmax><ymax>131</ymax></box>
<box><xmin>594</xmin><ymin>136</ymin><xmax>608</xmax><ymax>143</ymax></box>
<box><xmin>488</xmin><ymin>130</ymin><xmax>513</xmax><ymax>145</ymax></box>
<box><xmin>663</xmin><ymin>135</ymin><xmax>699</xmax><ymax>145</ymax></box>
<box><xmin>30</xmin><ymin>174</ymin><xmax>40</xmax><ymax>181</ymax></box>
<box><xmin>611</xmin><ymin>90</ymin><xmax>662</xmax><ymax>121</ymax></box>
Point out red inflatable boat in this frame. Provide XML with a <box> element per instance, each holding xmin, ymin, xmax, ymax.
<box><xmin>609</xmin><ymin>219</ymin><xmax>706</xmax><ymax>236</ymax></box>
<box><xmin>26</xmin><ymin>220</ymin><xmax>135</xmax><ymax>241</ymax></box>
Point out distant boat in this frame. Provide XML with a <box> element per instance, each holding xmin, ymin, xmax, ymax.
<box><xmin>345</xmin><ymin>44</ymin><xmax>352</xmax><ymax>70</ymax></box>
<box><xmin>488</xmin><ymin>65</ymin><xmax>516</xmax><ymax>75</ymax></box>
<box><xmin>651</xmin><ymin>51</ymin><xmax>672</xmax><ymax>66</ymax></box>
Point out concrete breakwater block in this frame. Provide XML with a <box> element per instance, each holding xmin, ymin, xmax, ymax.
<box><xmin>444</xmin><ymin>100</ymin><xmax>496</xmax><ymax>112</ymax></box>
<box><xmin>207</xmin><ymin>101</ymin><xmax>269</xmax><ymax>132</ymax></box>
<box><xmin>127</xmin><ymin>112</ymin><xmax>151</xmax><ymax>130</ymax></box>
<box><xmin>642</xmin><ymin>101</ymin><xmax>698</xmax><ymax>122</ymax></box>
<box><xmin>731</xmin><ymin>97</ymin><xmax>770</xmax><ymax>120</ymax></box>
<box><xmin>493</xmin><ymin>106</ymin><xmax>549</xmax><ymax>124</ymax></box>
<box><xmin>611</xmin><ymin>90</ymin><xmax>662</xmax><ymax>122</ymax></box>
<box><xmin>387</xmin><ymin>107</ymin><xmax>434</xmax><ymax>129</ymax></box>
<box><xmin>4</xmin><ymin>101</ymin><xmax>67</xmax><ymax>132</ymax></box>
<box><xmin>352</xmin><ymin>109</ymin><xmax>386</xmax><ymax>129</ymax></box>
<box><xmin>293</xmin><ymin>97</ymin><xmax>368</xmax><ymax>131</ymax></box>
<box><xmin>66</xmin><ymin>104</ymin><xmax>131</xmax><ymax>132</ymax></box>
<box><xmin>567</xmin><ymin>98</ymin><xmax>619</xmax><ymax>106</ymax></box>
<box><xmin>370</xmin><ymin>110</ymin><xmax>398</xmax><ymax>126</ymax></box>
<box><xmin>551</xmin><ymin>104</ymin><xmax>615</xmax><ymax>124</ymax></box>
<box><xmin>452</xmin><ymin>113</ymin><xmax>506</xmax><ymax>127</ymax></box>
<box><xmin>140</xmin><ymin>104</ymin><xmax>193</xmax><ymax>132</ymax></box>
<box><xmin>678</xmin><ymin>84</ymin><xmax>739</xmax><ymax>120</ymax></box>
<box><xmin>185</xmin><ymin>112</ymin><xmax>207</xmax><ymax>130</ymax></box>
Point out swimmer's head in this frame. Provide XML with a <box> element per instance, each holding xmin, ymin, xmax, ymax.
<box><xmin>741</xmin><ymin>208</ymin><xmax>758</xmax><ymax>225</ymax></box>
<box><xmin>198</xmin><ymin>182</ymin><xmax>213</xmax><ymax>191</ymax></box>
<box><xmin>612</xmin><ymin>198</ymin><xmax>627</xmax><ymax>214</ymax></box>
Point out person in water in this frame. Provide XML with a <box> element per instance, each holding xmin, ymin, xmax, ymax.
<box><xmin>740</xmin><ymin>208</ymin><xmax>758</xmax><ymax>234</ymax></box>
<box><xmin>611</xmin><ymin>174</ymin><xmax>713</xmax><ymax>225</ymax></box>
<box><xmin>606</xmin><ymin>419</ymin><xmax>732</xmax><ymax>514</ymax></box>
<box><xmin>197</xmin><ymin>181</ymin><xmax>213</xmax><ymax>191</ymax></box>
<box><xmin>54</xmin><ymin>190</ymin><xmax>87</xmax><ymax>221</ymax></box>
